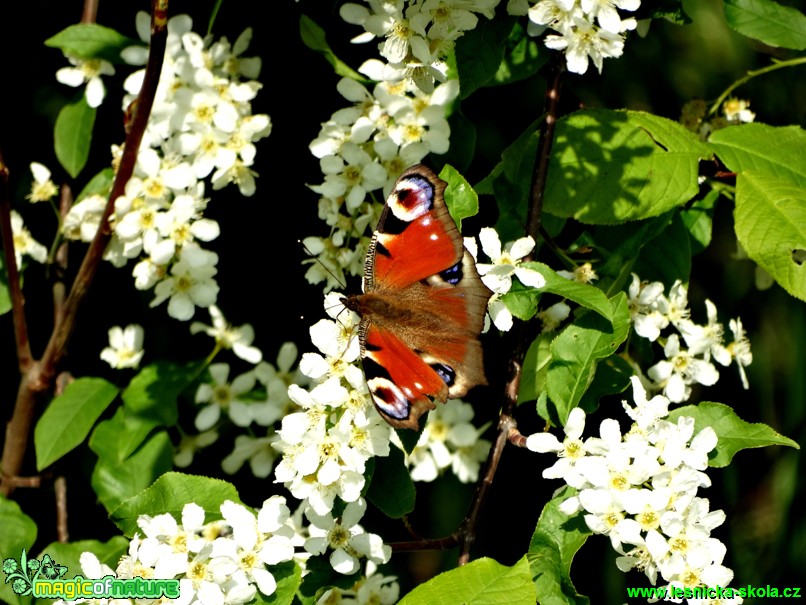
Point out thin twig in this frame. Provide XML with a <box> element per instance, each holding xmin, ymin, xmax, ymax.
<box><xmin>708</xmin><ymin>56</ymin><xmax>806</xmax><ymax>116</ymax></box>
<box><xmin>391</xmin><ymin>534</ymin><xmax>460</xmax><ymax>552</ymax></box>
<box><xmin>457</xmin><ymin>52</ymin><xmax>566</xmax><ymax>566</ymax></box>
<box><xmin>0</xmin><ymin>151</ymin><xmax>34</xmax><ymax>373</ymax></box>
<box><xmin>0</xmin><ymin>0</ymin><xmax>170</xmax><ymax>497</ymax></box>
<box><xmin>55</xmin><ymin>476</ymin><xmax>69</xmax><ymax>542</ymax></box>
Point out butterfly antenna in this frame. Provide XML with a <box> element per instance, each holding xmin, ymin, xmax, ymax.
<box><xmin>298</xmin><ymin>239</ymin><xmax>348</xmax><ymax>291</ymax></box>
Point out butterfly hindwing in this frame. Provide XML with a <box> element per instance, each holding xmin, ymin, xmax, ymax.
<box><xmin>346</xmin><ymin>165</ymin><xmax>492</xmax><ymax>429</ymax></box>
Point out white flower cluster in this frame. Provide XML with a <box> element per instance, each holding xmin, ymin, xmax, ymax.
<box><xmin>508</xmin><ymin>0</ymin><xmax>641</xmax><ymax>74</ymax></box>
<box><xmin>62</xmin><ymin>13</ymin><xmax>271</xmax><ymax>321</ymax></box>
<box><xmin>305</xmin><ymin>72</ymin><xmax>458</xmax><ymax>291</ymax></box>
<box><xmin>177</xmin><ymin>306</ymin><xmax>306</xmax><ymax>480</ymax></box>
<box><xmin>62</xmin><ymin>498</ymin><xmax>298</xmax><ymax>605</ymax></box>
<box><xmin>627</xmin><ymin>275</ymin><xmax>752</xmax><ymax>401</ymax></box>
<box><xmin>275</xmin><ymin>293</ymin><xmax>393</xmax><ymax>516</ymax></box>
<box><xmin>317</xmin><ymin>562</ymin><xmax>400</xmax><ymax>604</ymax></box>
<box><xmin>399</xmin><ymin>399</ymin><xmax>491</xmax><ymax>483</ymax></box>
<box><xmin>528</xmin><ymin>378</ymin><xmax>741</xmax><ymax>599</ymax></box>
<box><xmin>340</xmin><ymin>0</ymin><xmax>501</xmax><ymax>93</ymax></box>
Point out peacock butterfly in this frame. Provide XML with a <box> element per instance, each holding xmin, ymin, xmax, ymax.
<box><xmin>344</xmin><ymin>165</ymin><xmax>492</xmax><ymax>430</ymax></box>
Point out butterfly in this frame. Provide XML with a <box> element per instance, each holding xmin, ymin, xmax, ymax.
<box><xmin>344</xmin><ymin>165</ymin><xmax>492</xmax><ymax>430</ymax></box>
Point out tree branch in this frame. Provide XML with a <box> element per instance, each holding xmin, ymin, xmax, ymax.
<box><xmin>0</xmin><ymin>0</ymin><xmax>170</xmax><ymax>497</ymax></box>
<box><xmin>457</xmin><ymin>52</ymin><xmax>565</xmax><ymax>565</ymax></box>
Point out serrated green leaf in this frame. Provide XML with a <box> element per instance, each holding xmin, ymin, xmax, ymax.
<box><xmin>0</xmin><ymin>255</ymin><xmax>11</xmax><ymax>316</ymax></box>
<box><xmin>493</xmin><ymin>21</ymin><xmax>544</xmax><ymax>86</ymax></box>
<box><xmin>519</xmin><ymin>333</ymin><xmax>552</xmax><ymax>404</ymax></box>
<box><xmin>34</xmin><ymin>377</ymin><xmax>119</xmax><ymax>471</ymax></box>
<box><xmin>45</xmin><ymin>23</ymin><xmax>140</xmax><ymax>62</ymax></box>
<box><xmin>632</xmin><ymin>211</ymin><xmax>691</xmax><ymax>288</ymax></box>
<box><xmin>724</xmin><ymin>0</ymin><xmax>806</xmax><ymax>50</ymax></box>
<box><xmin>54</xmin><ymin>96</ymin><xmax>96</xmax><ymax>178</ymax></box>
<box><xmin>546</xmin><ymin>294</ymin><xmax>630</xmax><ymax>423</ymax></box>
<box><xmin>441</xmin><ymin>164</ymin><xmax>479</xmax><ymax>231</ymax></box>
<box><xmin>524</xmin><ymin>262</ymin><xmax>613</xmax><ymax>320</ymax></box>
<box><xmin>259</xmin><ymin>560</ymin><xmax>302</xmax><ymax>605</ymax></box>
<box><xmin>734</xmin><ymin>171</ymin><xmax>806</xmax><ymax>301</ymax></box>
<box><xmin>527</xmin><ymin>486</ymin><xmax>591</xmax><ymax>605</ymax></box>
<box><xmin>709</xmin><ymin>123</ymin><xmax>806</xmax><ymax>188</ymax></box>
<box><xmin>680</xmin><ymin>189</ymin><xmax>719</xmax><ymax>255</ymax></box>
<box><xmin>543</xmin><ymin>110</ymin><xmax>711</xmax><ymax>224</ymax></box>
<box><xmin>455</xmin><ymin>15</ymin><xmax>515</xmax><ymax>98</ymax></box>
<box><xmin>0</xmin><ymin>498</ymin><xmax>37</xmax><ymax>605</ymax></box>
<box><xmin>366</xmin><ymin>447</ymin><xmax>415</xmax><ymax>518</ymax></box>
<box><xmin>299</xmin><ymin>15</ymin><xmax>369</xmax><ymax>83</ymax></box>
<box><xmin>668</xmin><ymin>402</ymin><xmax>799</xmax><ymax>467</ymax></box>
<box><xmin>398</xmin><ymin>556</ymin><xmax>536</xmax><ymax>605</ymax></box>
<box><xmin>109</xmin><ymin>472</ymin><xmax>242</xmax><ymax>536</ymax></box>
<box><xmin>91</xmin><ymin>430</ymin><xmax>173</xmax><ymax>514</ymax></box>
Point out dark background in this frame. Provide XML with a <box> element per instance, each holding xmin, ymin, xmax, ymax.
<box><xmin>1</xmin><ymin>0</ymin><xmax>804</xmax><ymax>602</ymax></box>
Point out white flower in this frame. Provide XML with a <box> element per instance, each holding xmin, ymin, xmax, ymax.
<box><xmin>55</xmin><ymin>55</ymin><xmax>115</xmax><ymax>107</ymax></box>
<box><xmin>190</xmin><ymin>304</ymin><xmax>262</xmax><ymax>363</ymax></box>
<box><xmin>304</xmin><ymin>499</ymin><xmax>390</xmax><ymax>575</ymax></box>
<box><xmin>195</xmin><ymin>363</ymin><xmax>257</xmax><ymax>430</ymax></box>
<box><xmin>174</xmin><ymin>429</ymin><xmax>219</xmax><ymax>467</ymax></box>
<box><xmin>727</xmin><ymin>318</ymin><xmax>752</xmax><ymax>389</ymax></box>
<box><xmin>723</xmin><ymin>98</ymin><xmax>755</xmax><ymax>123</ymax></box>
<box><xmin>63</xmin><ymin>194</ymin><xmax>106</xmax><ymax>243</ymax></box>
<box><xmin>26</xmin><ymin>162</ymin><xmax>58</xmax><ymax>203</ymax></box>
<box><xmin>222</xmin><ymin>434</ymin><xmax>279</xmax><ymax>478</ymax></box>
<box><xmin>100</xmin><ymin>324</ymin><xmax>145</xmax><ymax>369</ymax></box>
<box><xmin>544</xmin><ymin>15</ymin><xmax>626</xmax><ymax>74</ymax></box>
<box><xmin>628</xmin><ymin>274</ymin><xmax>668</xmax><ymax>341</ymax></box>
<box><xmin>10</xmin><ymin>211</ymin><xmax>48</xmax><ymax>266</ymax></box>
<box><xmin>150</xmin><ymin>246</ymin><xmax>220</xmax><ymax>320</ymax></box>
<box><xmin>475</xmin><ymin>228</ymin><xmax>546</xmax><ymax>294</ymax></box>
<box><xmin>527</xmin><ymin>407</ymin><xmax>593</xmax><ymax>488</ymax></box>
<box><xmin>648</xmin><ymin>335</ymin><xmax>719</xmax><ymax>403</ymax></box>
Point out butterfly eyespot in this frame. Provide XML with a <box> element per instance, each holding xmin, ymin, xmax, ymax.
<box><xmin>367</xmin><ymin>377</ymin><xmax>411</xmax><ymax>420</ymax></box>
<box><xmin>431</xmin><ymin>363</ymin><xmax>456</xmax><ymax>387</ymax></box>
<box><xmin>390</xmin><ymin>175</ymin><xmax>434</xmax><ymax>222</ymax></box>
<box><xmin>439</xmin><ymin>262</ymin><xmax>463</xmax><ymax>286</ymax></box>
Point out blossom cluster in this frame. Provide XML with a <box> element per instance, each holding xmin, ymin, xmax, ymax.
<box><xmin>627</xmin><ymin>274</ymin><xmax>752</xmax><ymax>401</ymax></box>
<box><xmin>340</xmin><ymin>0</ymin><xmax>501</xmax><ymax>93</ymax></box>
<box><xmin>304</xmin><ymin>71</ymin><xmax>458</xmax><ymax>291</ymax></box>
<box><xmin>60</xmin><ymin>13</ymin><xmax>271</xmax><ymax>321</ymax></box>
<box><xmin>508</xmin><ymin>0</ymin><xmax>641</xmax><ymax>74</ymax></box>
<box><xmin>528</xmin><ymin>378</ymin><xmax>742</xmax><ymax>600</ymax></box>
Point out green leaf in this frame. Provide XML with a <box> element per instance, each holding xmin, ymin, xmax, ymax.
<box><xmin>366</xmin><ymin>446</ymin><xmax>415</xmax><ymax>518</ymax></box>
<box><xmin>45</xmin><ymin>23</ymin><xmax>139</xmax><ymax>62</ymax></box>
<box><xmin>493</xmin><ymin>21</ymin><xmax>545</xmax><ymax>86</ymax></box>
<box><xmin>578</xmin><ymin>354</ymin><xmax>633</xmax><ymax>414</ymax></box>
<box><xmin>680</xmin><ymin>189</ymin><xmax>719</xmax><ymax>255</ymax></box>
<box><xmin>527</xmin><ymin>486</ymin><xmax>591</xmax><ymax>605</ymax></box>
<box><xmin>398</xmin><ymin>556</ymin><xmax>536</xmax><ymax>605</ymax></box>
<box><xmin>0</xmin><ymin>497</ymin><xmax>37</xmax><ymax>605</ymax></box>
<box><xmin>299</xmin><ymin>15</ymin><xmax>369</xmax><ymax>83</ymax></box>
<box><xmin>724</xmin><ymin>0</ymin><xmax>806</xmax><ymax>50</ymax></box>
<box><xmin>91</xmin><ymin>429</ymin><xmax>173</xmax><ymax>514</ymax></box>
<box><xmin>668</xmin><ymin>402</ymin><xmax>800</xmax><ymax>467</ymax></box>
<box><xmin>519</xmin><ymin>333</ymin><xmax>552</xmax><ymax>404</ymax></box>
<box><xmin>75</xmin><ymin>168</ymin><xmax>115</xmax><ymax>201</ymax></box>
<box><xmin>35</xmin><ymin>537</ymin><xmax>129</xmax><ymax>591</ymax></box>
<box><xmin>525</xmin><ymin>262</ymin><xmax>613</xmax><ymax>320</ymax></box>
<box><xmin>709</xmin><ymin>123</ymin><xmax>806</xmax><ymax>188</ymax></box>
<box><xmin>734</xmin><ymin>171</ymin><xmax>806</xmax><ymax>301</ymax></box>
<box><xmin>441</xmin><ymin>164</ymin><xmax>479</xmax><ymax>231</ymax></box>
<box><xmin>109</xmin><ymin>472</ymin><xmax>242</xmax><ymax>536</ymax></box>
<box><xmin>543</xmin><ymin>110</ymin><xmax>711</xmax><ymax>224</ymax></box>
<box><xmin>631</xmin><ymin>211</ymin><xmax>692</xmax><ymax>288</ymax></box>
<box><xmin>259</xmin><ymin>560</ymin><xmax>302</xmax><ymax>605</ymax></box>
<box><xmin>298</xmin><ymin>556</ymin><xmax>360</xmax><ymax>605</ymax></box>
<box><xmin>34</xmin><ymin>377</ymin><xmax>119</xmax><ymax>471</ymax></box>
<box><xmin>123</xmin><ymin>360</ymin><xmax>200</xmax><ymax>426</ymax></box>
<box><xmin>89</xmin><ymin>407</ymin><xmax>158</xmax><ymax>463</ymax></box>
<box><xmin>0</xmin><ymin>255</ymin><xmax>11</xmax><ymax>316</ymax></box>
<box><xmin>546</xmin><ymin>293</ymin><xmax>630</xmax><ymax>424</ymax></box>
<box><xmin>455</xmin><ymin>15</ymin><xmax>515</xmax><ymax>98</ymax></box>
<box><xmin>54</xmin><ymin>95</ymin><xmax>96</xmax><ymax>178</ymax></box>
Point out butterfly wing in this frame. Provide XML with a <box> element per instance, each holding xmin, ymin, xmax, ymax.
<box><xmin>354</xmin><ymin>165</ymin><xmax>492</xmax><ymax>429</ymax></box>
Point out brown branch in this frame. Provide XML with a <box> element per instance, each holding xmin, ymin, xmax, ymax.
<box><xmin>0</xmin><ymin>0</ymin><xmax>170</xmax><ymax>497</ymax></box>
<box><xmin>0</xmin><ymin>151</ymin><xmax>34</xmax><ymax>372</ymax></box>
<box><xmin>391</xmin><ymin>534</ymin><xmax>460</xmax><ymax>552</ymax></box>
<box><xmin>55</xmin><ymin>476</ymin><xmax>69</xmax><ymax>542</ymax></box>
<box><xmin>80</xmin><ymin>0</ymin><xmax>99</xmax><ymax>24</ymax></box>
<box><xmin>457</xmin><ymin>52</ymin><xmax>566</xmax><ymax>566</ymax></box>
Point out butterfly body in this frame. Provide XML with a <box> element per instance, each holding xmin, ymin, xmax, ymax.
<box><xmin>344</xmin><ymin>165</ymin><xmax>491</xmax><ymax>430</ymax></box>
